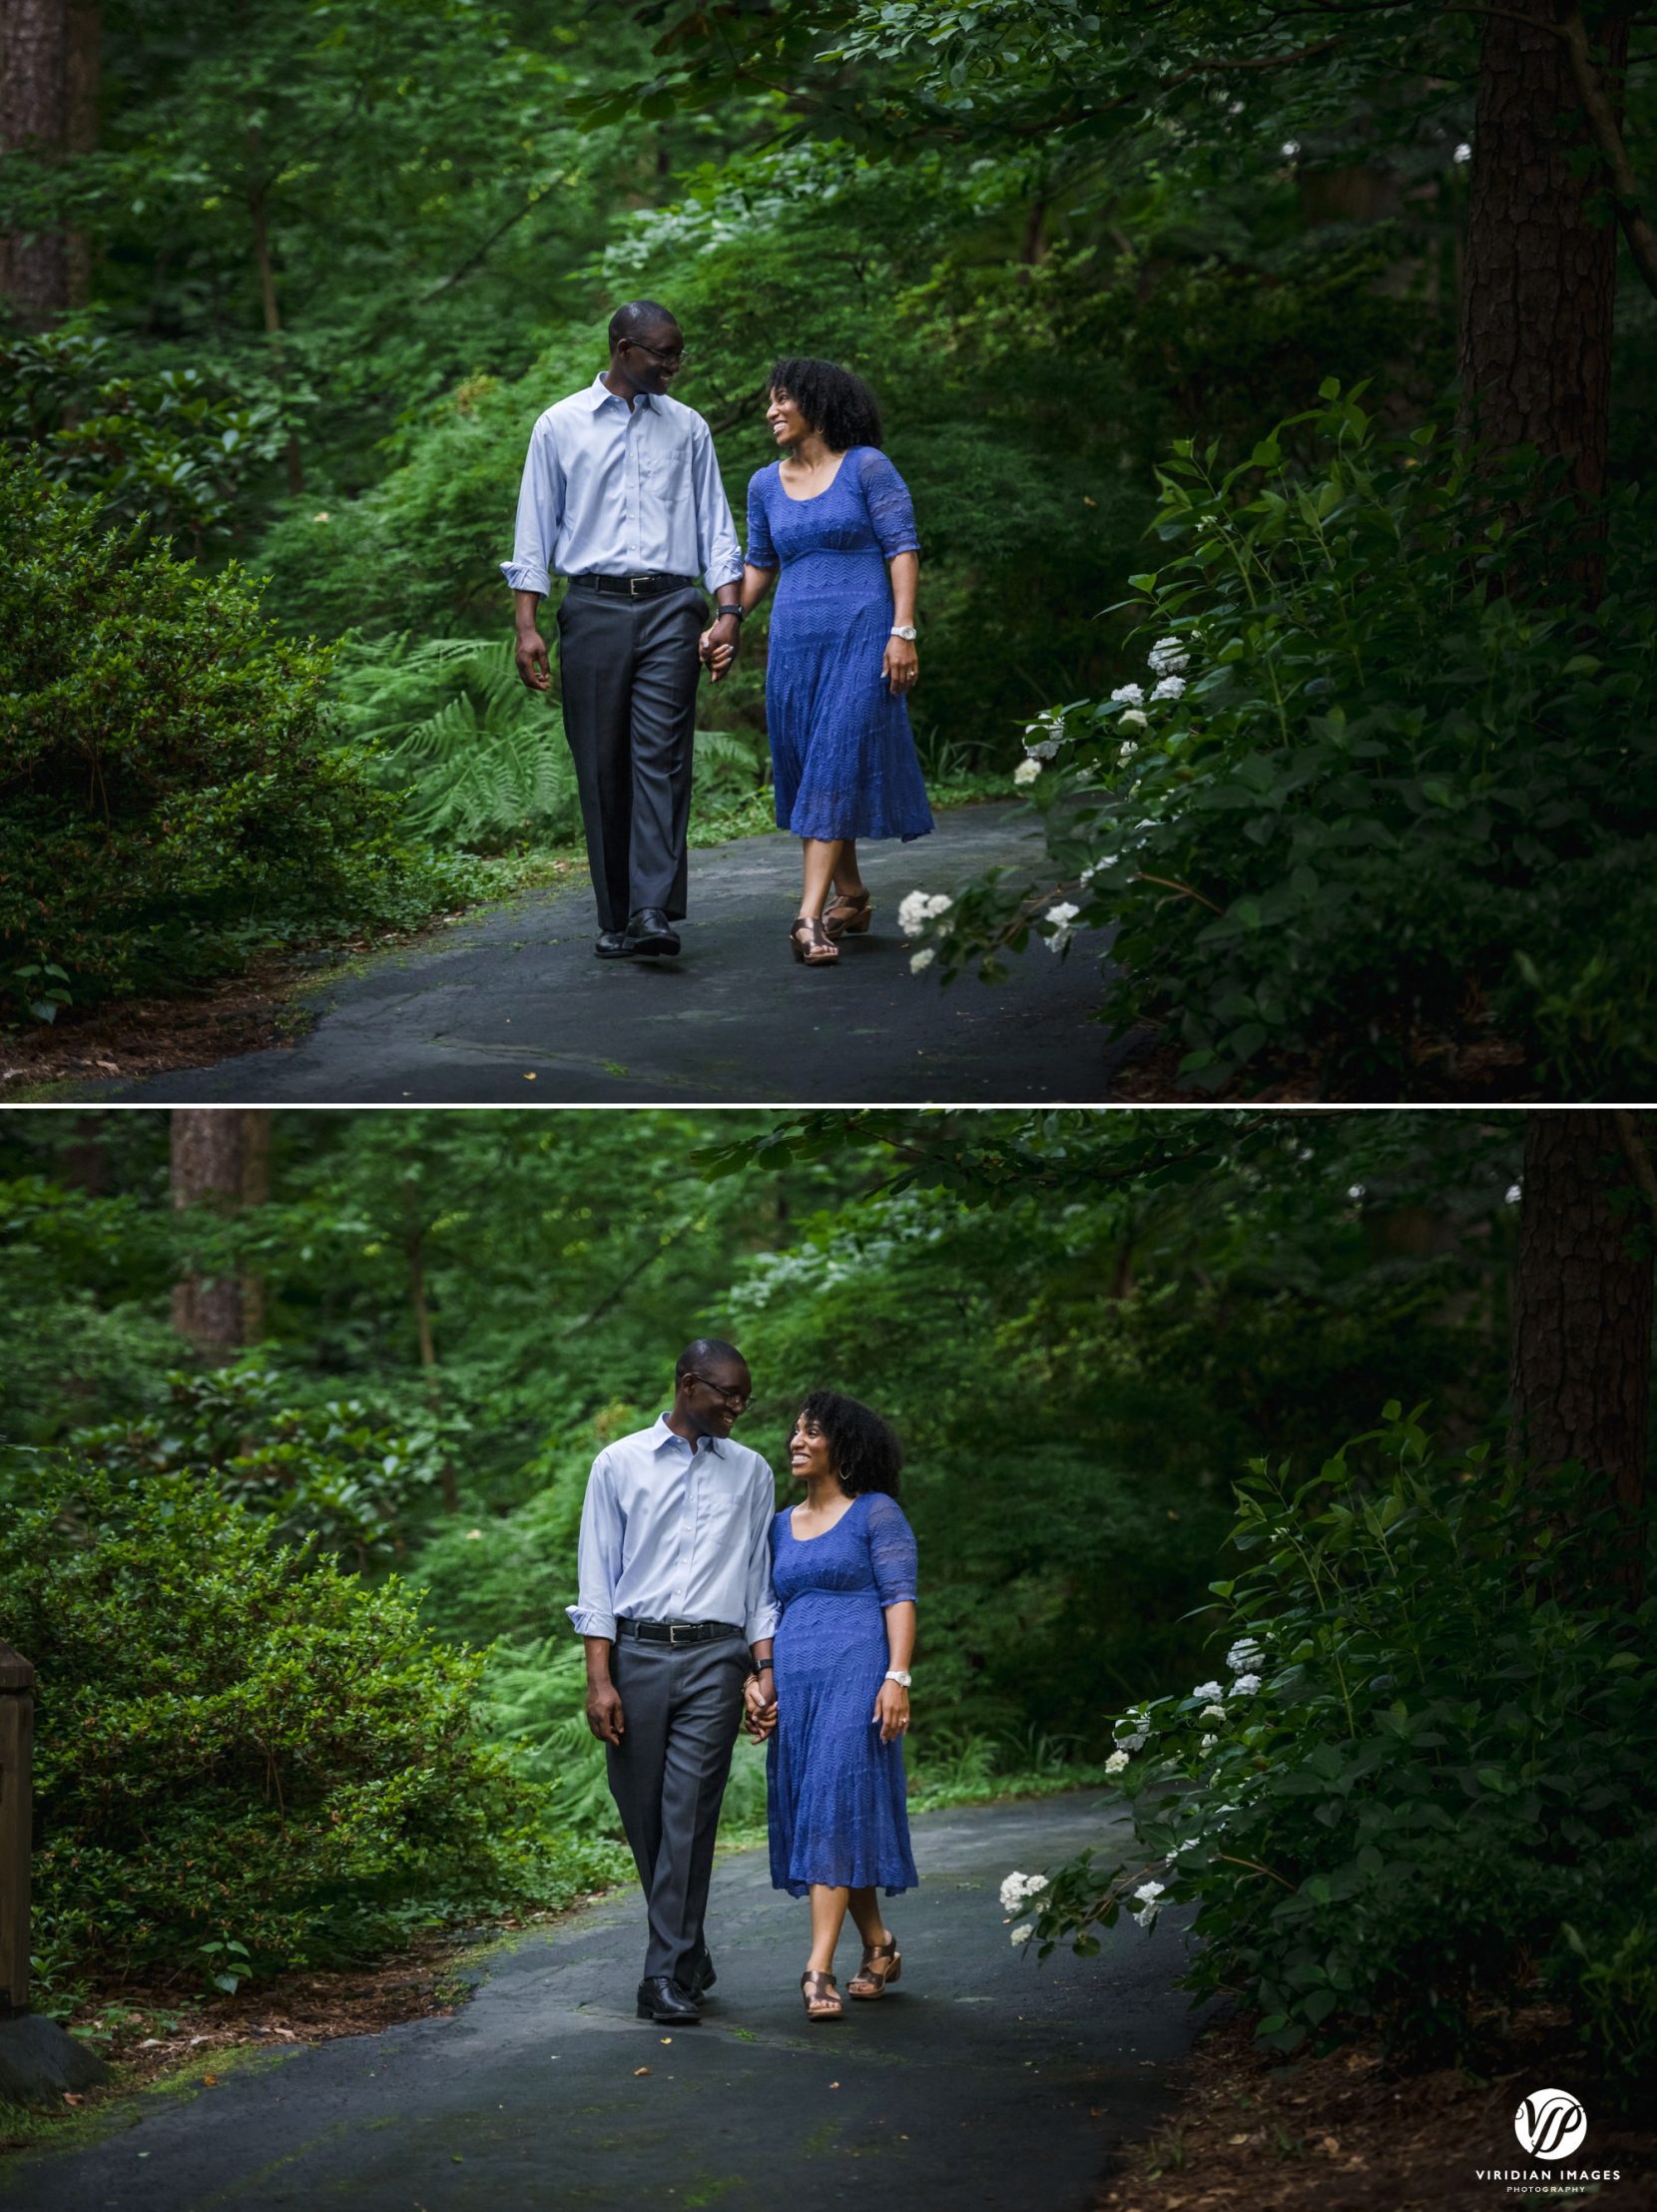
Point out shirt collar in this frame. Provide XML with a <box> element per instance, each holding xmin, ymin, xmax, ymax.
<box><xmin>650</xmin><ymin>1412</ymin><xmax>722</xmax><ymax>1456</ymax></box>
<box><xmin>589</xmin><ymin>373</ymin><xmax>653</xmax><ymax>413</ymax></box>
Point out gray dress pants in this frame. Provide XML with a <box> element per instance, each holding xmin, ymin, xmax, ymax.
<box><xmin>556</xmin><ymin>583</ymin><xmax>706</xmax><ymax>932</ymax></box>
<box><xmin>606</xmin><ymin>1633</ymin><xmax>750</xmax><ymax>1986</ymax></box>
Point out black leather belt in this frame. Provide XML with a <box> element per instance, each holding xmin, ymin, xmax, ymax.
<box><xmin>616</xmin><ymin>1617</ymin><xmax>743</xmax><ymax>1646</ymax></box>
<box><xmin>568</xmin><ymin>572</ymin><xmax>697</xmax><ymax>599</ymax></box>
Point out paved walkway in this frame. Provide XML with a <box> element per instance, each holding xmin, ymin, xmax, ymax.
<box><xmin>107</xmin><ymin>806</ymin><xmax>1132</xmax><ymax>1104</ymax></box>
<box><xmin>12</xmin><ymin>1793</ymin><xmax>1209</xmax><ymax>2211</ymax></box>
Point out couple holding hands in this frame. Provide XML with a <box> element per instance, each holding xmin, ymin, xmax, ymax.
<box><xmin>570</xmin><ymin>1341</ymin><xmax>918</xmax><ymax>2025</ymax></box>
<box><xmin>506</xmin><ymin>301</ymin><xmax>932</xmax><ymax>969</ymax></box>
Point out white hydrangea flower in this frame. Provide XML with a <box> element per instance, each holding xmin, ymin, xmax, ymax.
<box><xmin>1133</xmin><ymin>1903</ymin><xmax>1160</xmax><ymax>1929</ymax></box>
<box><xmin>909</xmin><ymin>948</ymin><xmax>935</xmax><ymax>975</ymax></box>
<box><xmin>1199</xmin><ymin>1704</ymin><xmax>1228</xmax><ymax>1724</ymax></box>
<box><xmin>1199</xmin><ymin>1734</ymin><xmax>1217</xmax><ymax>1754</ymax></box>
<box><xmin>1012</xmin><ymin>757</ymin><xmax>1042</xmax><ymax>786</ymax></box>
<box><xmin>1105</xmin><ymin>1748</ymin><xmax>1130</xmax><ymax>1775</ymax></box>
<box><xmin>1119</xmin><ymin>708</ymin><xmax>1148</xmax><ymax>732</ymax></box>
<box><xmin>1192</xmin><ymin>1681</ymin><xmax>1225</xmax><ymax>1704</ymax></box>
<box><xmin>1117</xmin><ymin>1727</ymin><xmax>1149</xmax><ymax>1753</ymax></box>
<box><xmin>999</xmin><ymin>1870</ymin><xmax>1045</xmax><ymax>1913</ymax></box>
<box><xmin>1147</xmin><ymin>636</ymin><xmax>1190</xmax><ymax>677</ymax></box>
<box><xmin>1231</xmin><ymin>1674</ymin><xmax>1262</xmax><ymax>1697</ymax></box>
<box><xmin>1024</xmin><ymin>738</ymin><xmax>1061</xmax><ymax>761</ymax></box>
<box><xmin>897</xmin><ymin>889</ymin><xmax>952</xmax><ymax>935</ymax></box>
<box><xmin>1227</xmin><ymin>1640</ymin><xmax>1264</xmax><ymax>1674</ymax></box>
<box><xmin>1134</xmin><ymin>1881</ymin><xmax>1166</xmax><ymax>1905</ymax></box>
<box><xmin>1010</xmin><ymin>1924</ymin><xmax>1033</xmax><ymax>1946</ymax></box>
<box><xmin>1109</xmin><ymin>683</ymin><xmax>1145</xmax><ymax>708</ymax></box>
<box><xmin>1453</xmin><ymin>141</ymin><xmax>1471</xmax><ymax>164</ymax></box>
<box><xmin>1024</xmin><ymin>708</ymin><xmax>1066</xmax><ymax>744</ymax></box>
<box><xmin>1044</xmin><ymin>901</ymin><xmax>1080</xmax><ymax>953</ymax></box>
<box><xmin>1151</xmin><ymin>674</ymin><xmax>1186</xmax><ymax>703</ymax></box>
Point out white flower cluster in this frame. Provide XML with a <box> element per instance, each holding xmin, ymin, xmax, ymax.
<box><xmin>1191</xmin><ymin>1680</ymin><xmax>1225</xmax><ymax>1704</ymax></box>
<box><xmin>909</xmin><ymin>949</ymin><xmax>934</xmax><ymax>974</ymax></box>
<box><xmin>1000</xmin><ymin>1870</ymin><xmax>1049</xmax><ymax>1915</ymax></box>
<box><xmin>1132</xmin><ymin>1879</ymin><xmax>1165</xmax><ymax>1930</ymax></box>
<box><xmin>1012</xmin><ymin>756</ymin><xmax>1042</xmax><ymax>786</ymax></box>
<box><xmin>1148</xmin><ymin>636</ymin><xmax>1190</xmax><ymax>677</ymax></box>
<box><xmin>1109</xmin><ymin>683</ymin><xmax>1145</xmax><ymax>707</ymax></box>
<box><xmin>1118</xmin><ymin>710</ymin><xmax>1148</xmax><ymax>734</ymax></box>
<box><xmin>1044</xmin><ymin>901</ymin><xmax>1080</xmax><ymax>953</ymax></box>
<box><xmin>1150</xmin><ymin>675</ymin><xmax>1186</xmax><ymax>703</ymax></box>
<box><xmin>1105</xmin><ymin>1748</ymin><xmax>1130</xmax><ymax>1775</ymax></box>
<box><xmin>1232</xmin><ymin>1674</ymin><xmax>1262</xmax><ymax>1697</ymax></box>
<box><xmin>898</xmin><ymin>889</ymin><xmax>952</xmax><ymax>936</ymax></box>
<box><xmin>1199</xmin><ymin>1703</ymin><xmax>1228</xmax><ymax>1724</ymax></box>
<box><xmin>1023</xmin><ymin>708</ymin><xmax>1067</xmax><ymax>762</ymax></box>
<box><xmin>1227</xmin><ymin>1638</ymin><xmax>1264</xmax><ymax>1673</ymax></box>
<box><xmin>1010</xmin><ymin>1923</ymin><xmax>1033</xmax><ymax>1946</ymax></box>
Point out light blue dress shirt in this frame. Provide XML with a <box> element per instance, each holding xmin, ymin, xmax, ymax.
<box><xmin>501</xmin><ymin>376</ymin><xmax>744</xmax><ymax>599</ymax></box>
<box><xmin>567</xmin><ymin>1413</ymin><xmax>780</xmax><ymax>1644</ymax></box>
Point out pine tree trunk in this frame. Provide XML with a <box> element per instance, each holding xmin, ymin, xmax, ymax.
<box><xmin>0</xmin><ymin>0</ymin><xmax>70</xmax><ymax>325</ymax></box>
<box><xmin>1509</xmin><ymin>1110</ymin><xmax>1652</xmax><ymax>1593</ymax></box>
<box><xmin>1457</xmin><ymin>2</ymin><xmax>1629</xmax><ymax>596</ymax></box>
<box><xmin>64</xmin><ymin>0</ymin><xmax>96</xmax><ymax>305</ymax></box>
<box><xmin>170</xmin><ymin>1110</ymin><xmax>271</xmax><ymax>1358</ymax></box>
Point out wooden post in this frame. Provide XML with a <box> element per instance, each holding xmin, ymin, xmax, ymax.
<box><xmin>0</xmin><ymin>1645</ymin><xmax>34</xmax><ymax>2019</ymax></box>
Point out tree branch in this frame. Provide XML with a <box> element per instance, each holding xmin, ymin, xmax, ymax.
<box><xmin>1561</xmin><ymin>5</ymin><xmax>1657</xmax><ymax>301</ymax></box>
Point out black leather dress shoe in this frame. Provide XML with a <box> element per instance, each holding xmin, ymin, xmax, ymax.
<box><xmin>623</xmin><ymin>907</ymin><xmax>681</xmax><ymax>958</ymax></box>
<box><xmin>686</xmin><ymin>1946</ymin><xmax>716</xmax><ymax>2000</ymax></box>
<box><xmin>636</xmin><ymin>1975</ymin><xmax>702</xmax><ymax>2024</ymax></box>
<box><xmin>594</xmin><ymin>928</ymin><xmax>634</xmax><ymax>959</ymax></box>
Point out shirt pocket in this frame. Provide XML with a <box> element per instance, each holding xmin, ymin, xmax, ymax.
<box><xmin>643</xmin><ymin>431</ymin><xmax>693</xmax><ymax>508</ymax></box>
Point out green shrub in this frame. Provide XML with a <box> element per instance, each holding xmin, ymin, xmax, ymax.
<box><xmin>1015</xmin><ymin>1407</ymin><xmax>1657</xmax><ymax>2091</ymax></box>
<box><xmin>0</xmin><ymin>449</ymin><xmax>465</xmax><ymax>1016</ymax></box>
<box><xmin>916</xmin><ymin>384</ymin><xmax>1657</xmax><ymax>1093</ymax></box>
<box><xmin>0</xmin><ymin>1454</ymin><xmax>621</xmax><ymax>1987</ymax></box>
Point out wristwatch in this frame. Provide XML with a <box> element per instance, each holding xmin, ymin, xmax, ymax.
<box><xmin>889</xmin><ymin>624</ymin><xmax>917</xmax><ymax>642</ymax></box>
<box><xmin>884</xmin><ymin>1668</ymin><xmax>912</xmax><ymax>1688</ymax></box>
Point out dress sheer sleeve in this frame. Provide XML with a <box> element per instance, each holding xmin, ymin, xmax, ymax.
<box><xmin>745</xmin><ymin>469</ymin><xmax>778</xmax><ymax>570</ymax></box>
<box><xmin>856</xmin><ymin>449</ymin><xmax>920</xmax><ymax>560</ymax></box>
<box><xmin>865</xmin><ymin>1492</ymin><xmax>918</xmax><ymax>1607</ymax></box>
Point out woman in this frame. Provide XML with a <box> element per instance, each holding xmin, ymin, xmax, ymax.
<box><xmin>764</xmin><ymin>1390</ymin><xmax>918</xmax><ymax>2020</ymax></box>
<box><xmin>704</xmin><ymin>358</ymin><xmax>933</xmax><ymax>966</ymax></box>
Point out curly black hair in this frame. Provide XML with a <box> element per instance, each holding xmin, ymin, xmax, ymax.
<box><xmin>769</xmin><ymin>356</ymin><xmax>883</xmax><ymax>453</ymax></box>
<box><xmin>797</xmin><ymin>1389</ymin><xmax>902</xmax><ymax>1498</ymax></box>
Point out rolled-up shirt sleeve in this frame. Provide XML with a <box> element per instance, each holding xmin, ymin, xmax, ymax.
<box><xmin>567</xmin><ymin>1451</ymin><xmax>622</xmax><ymax>1639</ymax></box>
<box><xmin>692</xmin><ymin>420</ymin><xmax>743</xmax><ymax>594</ymax></box>
<box><xmin>501</xmin><ymin>413</ymin><xmax>562</xmax><ymax>596</ymax></box>
<box><xmin>744</xmin><ymin>1459</ymin><xmax>781</xmax><ymax>1642</ymax></box>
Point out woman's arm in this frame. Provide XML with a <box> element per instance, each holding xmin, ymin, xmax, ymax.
<box><xmin>882</xmin><ymin>550</ymin><xmax>918</xmax><ymax>697</ymax></box>
<box><xmin>873</xmin><ymin>1598</ymin><xmax>915</xmax><ymax>1742</ymax></box>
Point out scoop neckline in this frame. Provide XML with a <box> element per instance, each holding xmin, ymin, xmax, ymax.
<box><xmin>786</xmin><ymin>1490</ymin><xmax>866</xmax><ymax>1542</ymax></box>
<box><xmin>775</xmin><ymin>451</ymin><xmax>853</xmax><ymax>505</ymax></box>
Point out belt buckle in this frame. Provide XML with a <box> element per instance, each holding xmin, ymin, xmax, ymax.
<box><xmin>669</xmin><ymin>1621</ymin><xmax>690</xmax><ymax>1646</ymax></box>
<box><xmin>629</xmin><ymin>575</ymin><xmax>647</xmax><ymax>600</ymax></box>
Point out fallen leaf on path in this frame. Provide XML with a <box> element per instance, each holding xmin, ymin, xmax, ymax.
<box><xmin>202</xmin><ymin>2074</ymin><xmax>218</xmax><ymax>2086</ymax></box>
<box><xmin>1319</xmin><ymin>2135</ymin><xmax>1342</xmax><ymax>2153</ymax></box>
<box><xmin>634</xmin><ymin>2066</ymin><xmax>651</xmax><ymax>2076</ymax></box>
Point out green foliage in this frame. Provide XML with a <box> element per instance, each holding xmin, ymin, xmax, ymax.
<box><xmin>0</xmin><ymin>450</ymin><xmax>469</xmax><ymax>1017</ymax></box>
<box><xmin>72</xmin><ymin>1361</ymin><xmax>452</xmax><ymax>1569</ymax></box>
<box><xmin>0</xmin><ymin>322</ymin><xmax>293</xmax><ymax>552</ymax></box>
<box><xmin>0</xmin><ymin>1453</ymin><xmax>624</xmax><ymax>1988</ymax></box>
<box><xmin>917</xmin><ymin>388</ymin><xmax>1657</xmax><ymax>1091</ymax></box>
<box><xmin>1018</xmin><ymin>1409</ymin><xmax>1657</xmax><ymax>2094</ymax></box>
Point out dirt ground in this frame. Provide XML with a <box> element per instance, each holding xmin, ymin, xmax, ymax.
<box><xmin>1099</xmin><ymin>2007</ymin><xmax>1657</xmax><ymax>2212</ymax></box>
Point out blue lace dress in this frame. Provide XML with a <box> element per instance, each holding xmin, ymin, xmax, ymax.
<box><xmin>767</xmin><ymin>1490</ymin><xmax>919</xmax><ymax>1899</ymax></box>
<box><xmin>746</xmin><ymin>449</ymin><xmax>934</xmax><ymax>843</ymax></box>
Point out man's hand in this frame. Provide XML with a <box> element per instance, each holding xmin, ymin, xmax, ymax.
<box><xmin>743</xmin><ymin>1671</ymin><xmax>777</xmax><ymax>1741</ymax></box>
<box><xmin>700</xmin><ymin>611</ymin><xmax>741</xmax><ymax>683</ymax></box>
<box><xmin>586</xmin><ymin>1679</ymin><xmax>625</xmax><ymax>1746</ymax></box>
<box><xmin>516</xmin><ymin>626</ymin><xmax>551</xmax><ymax>692</ymax></box>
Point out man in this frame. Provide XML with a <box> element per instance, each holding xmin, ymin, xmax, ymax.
<box><xmin>569</xmin><ymin>1339</ymin><xmax>777</xmax><ymax>2024</ymax></box>
<box><xmin>504</xmin><ymin>301</ymin><xmax>745</xmax><ymax>961</ymax></box>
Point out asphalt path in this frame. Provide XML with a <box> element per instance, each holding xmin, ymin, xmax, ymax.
<box><xmin>106</xmin><ymin>805</ymin><xmax>1135</xmax><ymax>1105</ymax></box>
<box><xmin>9</xmin><ymin>1792</ymin><xmax>1211</xmax><ymax>2212</ymax></box>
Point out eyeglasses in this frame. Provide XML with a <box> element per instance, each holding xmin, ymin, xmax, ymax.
<box><xmin>687</xmin><ymin>1373</ymin><xmax>751</xmax><ymax>1409</ymax></box>
<box><xmin>627</xmin><ymin>339</ymin><xmax>686</xmax><ymax>366</ymax></box>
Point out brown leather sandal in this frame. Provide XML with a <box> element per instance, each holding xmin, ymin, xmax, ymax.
<box><xmin>823</xmin><ymin>887</ymin><xmax>873</xmax><ymax>940</ymax></box>
<box><xmin>846</xmin><ymin>1936</ymin><xmax>902</xmax><ymax>1999</ymax></box>
<box><xmin>790</xmin><ymin>915</ymin><xmax>839</xmax><ymax>965</ymax></box>
<box><xmin>801</xmin><ymin>1968</ymin><xmax>844</xmax><ymax>2020</ymax></box>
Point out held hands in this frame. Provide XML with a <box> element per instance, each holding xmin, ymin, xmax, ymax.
<box><xmin>698</xmin><ymin>613</ymin><xmax>742</xmax><ymax>684</ymax></box>
<box><xmin>585</xmin><ymin>1680</ymin><xmax>625</xmax><ymax>1747</ymax></box>
<box><xmin>882</xmin><ymin>635</ymin><xmax>918</xmax><ymax>697</ymax></box>
<box><xmin>743</xmin><ymin>1671</ymin><xmax>778</xmax><ymax>1742</ymax></box>
<box><xmin>872</xmin><ymin>1679</ymin><xmax>910</xmax><ymax>1744</ymax></box>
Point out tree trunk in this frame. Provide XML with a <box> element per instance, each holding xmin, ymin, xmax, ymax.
<box><xmin>246</xmin><ymin>124</ymin><xmax>303</xmax><ymax>496</ymax></box>
<box><xmin>170</xmin><ymin>1110</ymin><xmax>271</xmax><ymax>1358</ymax></box>
<box><xmin>401</xmin><ymin>1173</ymin><xmax>458</xmax><ymax>1511</ymax></box>
<box><xmin>1457</xmin><ymin>1</ymin><xmax>1629</xmax><ymax>595</ymax></box>
<box><xmin>1509</xmin><ymin>1110</ymin><xmax>1652</xmax><ymax>1593</ymax></box>
<box><xmin>64</xmin><ymin>0</ymin><xmax>96</xmax><ymax>306</ymax></box>
<box><xmin>0</xmin><ymin>0</ymin><xmax>70</xmax><ymax>326</ymax></box>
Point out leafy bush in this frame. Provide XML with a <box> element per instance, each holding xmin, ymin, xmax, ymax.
<box><xmin>0</xmin><ymin>1454</ymin><xmax>624</xmax><ymax>1987</ymax></box>
<box><xmin>915</xmin><ymin>385</ymin><xmax>1657</xmax><ymax>1093</ymax></box>
<box><xmin>1015</xmin><ymin>1407</ymin><xmax>1657</xmax><ymax>2091</ymax></box>
<box><xmin>0</xmin><ymin>450</ymin><xmax>469</xmax><ymax>1016</ymax></box>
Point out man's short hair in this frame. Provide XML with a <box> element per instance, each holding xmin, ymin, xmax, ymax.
<box><xmin>676</xmin><ymin>1337</ymin><xmax>745</xmax><ymax>1381</ymax></box>
<box><xmin>609</xmin><ymin>298</ymin><xmax>679</xmax><ymax>349</ymax></box>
